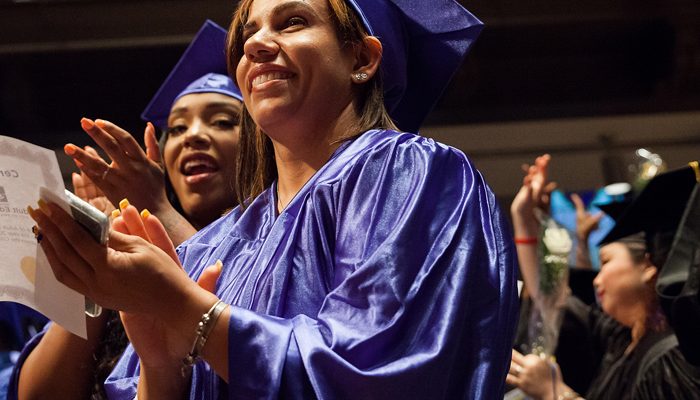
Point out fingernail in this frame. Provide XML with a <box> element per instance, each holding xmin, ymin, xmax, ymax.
<box><xmin>215</xmin><ymin>259</ymin><xmax>223</xmax><ymax>272</ymax></box>
<box><xmin>32</xmin><ymin>226</ymin><xmax>43</xmax><ymax>242</ymax></box>
<box><xmin>64</xmin><ymin>143</ymin><xmax>77</xmax><ymax>156</ymax></box>
<box><xmin>80</xmin><ymin>118</ymin><xmax>95</xmax><ymax>129</ymax></box>
<box><xmin>140</xmin><ymin>209</ymin><xmax>151</xmax><ymax>219</ymax></box>
<box><xmin>37</xmin><ymin>199</ymin><xmax>52</xmax><ymax>216</ymax></box>
<box><xmin>119</xmin><ymin>199</ymin><xmax>129</xmax><ymax>210</ymax></box>
<box><xmin>111</xmin><ymin>209</ymin><xmax>121</xmax><ymax>219</ymax></box>
<box><xmin>95</xmin><ymin>119</ymin><xmax>108</xmax><ymax>129</ymax></box>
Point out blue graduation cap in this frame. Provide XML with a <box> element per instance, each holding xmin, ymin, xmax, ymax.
<box><xmin>346</xmin><ymin>0</ymin><xmax>483</xmax><ymax>133</ymax></box>
<box><xmin>142</xmin><ymin>20</ymin><xmax>242</xmax><ymax>129</ymax></box>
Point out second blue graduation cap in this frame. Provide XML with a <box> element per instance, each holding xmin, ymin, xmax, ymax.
<box><xmin>142</xmin><ymin>20</ymin><xmax>242</xmax><ymax>129</ymax></box>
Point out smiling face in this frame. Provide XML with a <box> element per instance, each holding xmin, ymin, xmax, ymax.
<box><xmin>235</xmin><ymin>0</ymin><xmax>357</xmax><ymax>137</ymax></box>
<box><xmin>593</xmin><ymin>242</ymin><xmax>655</xmax><ymax>326</ymax></box>
<box><xmin>163</xmin><ymin>92</ymin><xmax>241</xmax><ymax>228</ymax></box>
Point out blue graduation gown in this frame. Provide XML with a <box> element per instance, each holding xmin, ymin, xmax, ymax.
<box><xmin>105</xmin><ymin>129</ymin><xmax>519</xmax><ymax>399</ymax></box>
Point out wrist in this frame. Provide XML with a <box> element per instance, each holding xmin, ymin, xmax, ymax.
<box><xmin>138</xmin><ymin>361</ymin><xmax>189</xmax><ymax>400</ymax></box>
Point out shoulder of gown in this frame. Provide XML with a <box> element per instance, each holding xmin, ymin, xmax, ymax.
<box><xmin>633</xmin><ymin>342</ymin><xmax>700</xmax><ymax>400</ymax></box>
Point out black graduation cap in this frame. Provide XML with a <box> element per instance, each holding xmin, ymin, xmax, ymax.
<box><xmin>600</xmin><ymin>164</ymin><xmax>700</xmax><ymax>246</ymax></box>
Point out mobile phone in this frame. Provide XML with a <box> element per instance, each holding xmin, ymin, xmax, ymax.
<box><xmin>39</xmin><ymin>187</ymin><xmax>109</xmax><ymax>317</ymax></box>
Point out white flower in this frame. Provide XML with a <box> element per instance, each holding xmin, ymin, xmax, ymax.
<box><xmin>542</xmin><ymin>226</ymin><xmax>572</xmax><ymax>256</ymax></box>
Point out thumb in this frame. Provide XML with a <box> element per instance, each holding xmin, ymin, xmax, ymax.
<box><xmin>197</xmin><ymin>260</ymin><xmax>223</xmax><ymax>293</ymax></box>
<box><xmin>144</xmin><ymin>122</ymin><xmax>162</xmax><ymax>164</ymax></box>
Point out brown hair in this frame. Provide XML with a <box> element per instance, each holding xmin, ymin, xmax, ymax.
<box><xmin>226</xmin><ymin>0</ymin><xmax>396</xmax><ymax>207</ymax></box>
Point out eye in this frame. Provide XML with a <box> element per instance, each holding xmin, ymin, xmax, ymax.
<box><xmin>284</xmin><ymin>16</ymin><xmax>306</xmax><ymax>29</ymax></box>
<box><xmin>166</xmin><ymin>124</ymin><xmax>187</xmax><ymax>136</ymax></box>
<box><xmin>211</xmin><ymin>116</ymin><xmax>239</xmax><ymax>130</ymax></box>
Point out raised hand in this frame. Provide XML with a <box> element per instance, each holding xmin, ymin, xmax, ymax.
<box><xmin>71</xmin><ymin>146</ymin><xmax>115</xmax><ymax>215</ymax></box>
<box><xmin>570</xmin><ymin>193</ymin><xmax>603</xmax><ymax>243</ymax></box>
<box><xmin>66</xmin><ymin>118</ymin><xmax>197</xmax><ymax>245</ymax></box>
<box><xmin>65</xmin><ymin>118</ymin><xmax>169</xmax><ymax>217</ymax></box>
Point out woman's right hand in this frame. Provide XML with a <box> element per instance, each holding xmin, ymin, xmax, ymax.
<box><xmin>65</xmin><ymin>118</ymin><xmax>170</xmax><ymax>216</ymax></box>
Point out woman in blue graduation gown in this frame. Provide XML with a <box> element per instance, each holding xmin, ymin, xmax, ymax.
<box><xmin>28</xmin><ymin>0</ymin><xmax>519</xmax><ymax>398</ymax></box>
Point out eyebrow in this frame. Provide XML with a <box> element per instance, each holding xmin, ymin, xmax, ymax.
<box><xmin>169</xmin><ymin>101</ymin><xmax>241</xmax><ymax>117</ymax></box>
<box><xmin>243</xmin><ymin>1</ymin><xmax>318</xmax><ymax>34</ymax></box>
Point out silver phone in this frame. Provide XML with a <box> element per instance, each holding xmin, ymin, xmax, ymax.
<box><xmin>63</xmin><ymin>189</ymin><xmax>109</xmax><ymax>317</ymax></box>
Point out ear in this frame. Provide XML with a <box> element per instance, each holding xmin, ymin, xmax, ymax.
<box><xmin>351</xmin><ymin>36</ymin><xmax>382</xmax><ymax>83</ymax></box>
<box><xmin>641</xmin><ymin>265</ymin><xmax>658</xmax><ymax>284</ymax></box>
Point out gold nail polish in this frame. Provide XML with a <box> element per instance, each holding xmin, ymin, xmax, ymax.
<box><xmin>111</xmin><ymin>209</ymin><xmax>121</xmax><ymax>219</ymax></box>
<box><xmin>119</xmin><ymin>199</ymin><xmax>129</xmax><ymax>210</ymax></box>
<box><xmin>37</xmin><ymin>199</ymin><xmax>52</xmax><ymax>216</ymax></box>
<box><xmin>140</xmin><ymin>209</ymin><xmax>151</xmax><ymax>219</ymax></box>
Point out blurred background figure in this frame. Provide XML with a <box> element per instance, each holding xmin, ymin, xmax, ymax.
<box><xmin>508</xmin><ymin>156</ymin><xmax>700</xmax><ymax>399</ymax></box>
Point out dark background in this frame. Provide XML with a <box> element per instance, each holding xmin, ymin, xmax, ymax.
<box><xmin>1</xmin><ymin>0</ymin><xmax>699</xmax><ymax>196</ymax></box>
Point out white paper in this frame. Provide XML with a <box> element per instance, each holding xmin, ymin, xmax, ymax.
<box><xmin>0</xmin><ymin>135</ymin><xmax>86</xmax><ymax>338</ymax></box>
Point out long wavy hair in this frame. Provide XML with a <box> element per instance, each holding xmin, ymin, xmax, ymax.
<box><xmin>226</xmin><ymin>0</ymin><xmax>397</xmax><ymax>207</ymax></box>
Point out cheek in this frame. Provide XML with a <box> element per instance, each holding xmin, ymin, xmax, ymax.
<box><xmin>162</xmin><ymin>140</ymin><xmax>180</xmax><ymax>177</ymax></box>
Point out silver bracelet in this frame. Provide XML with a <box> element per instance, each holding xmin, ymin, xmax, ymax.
<box><xmin>181</xmin><ymin>299</ymin><xmax>228</xmax><ymax>376</ymax></box>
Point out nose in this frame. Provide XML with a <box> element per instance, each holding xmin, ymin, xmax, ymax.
<box><xmin>183</xmin><ymin>120</ymin><xmax>211</xmax><ymax>149</ymax></box>
<box><xmin>243</xmin><ymin>29</ymin><xmax>279</xmax><ymax>62</ymax></box>
<box><xmin>593</xmin><ymin>270</ymin><xmax>603</xmax><ymax>290</ymax></box>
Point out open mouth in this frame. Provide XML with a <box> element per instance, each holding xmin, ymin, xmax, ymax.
<box><xmin>249</xmin><ymin>66</ymin><xmax>296</xmax><ymax>92</ymax></box>
<box><xmin>180</xmin><ymin>153</ymin><xmax>220</xmax><ymax>185</ymax></box>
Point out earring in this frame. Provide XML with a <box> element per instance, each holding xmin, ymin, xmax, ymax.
<box><xmin>353</xmin><ymin>72</ymin><xmax>369</xmax><ymax>82</ymax></box>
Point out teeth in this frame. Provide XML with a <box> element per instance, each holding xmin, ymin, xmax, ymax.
<box><xmin>252</xmin><ymin>71</ymin><xmax>293</xmax><ymax>87</ymax></box>
<box><xmin>183</xmin><ymin>159</ymin><xmax>216</xmax><ymax>173</ymax></box>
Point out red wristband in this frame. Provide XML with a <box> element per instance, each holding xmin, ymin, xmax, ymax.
<box><xmin>514</xmin><ymin>237</ymin><xmax>538</xmax><ymax>245</ymax></box>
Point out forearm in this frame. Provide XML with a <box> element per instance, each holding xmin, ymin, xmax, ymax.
<box><xmin>574</xmin><ymin>240</ymin><xmax>593</xmax><ymax>270</ymax></box>
<box><xmin>154</xmin><ymin>206</ymin><xmax>197</xmax><ymax>246</ymax></box>
<box><xmin>18</xmin><ymin>315</ymin><xmax>108</xmax><ymax>399</ymax></box>
<box><xmin>512</xmin><ymin>218</ymin><xmax>541</xmax><ymax>299</ymax></box>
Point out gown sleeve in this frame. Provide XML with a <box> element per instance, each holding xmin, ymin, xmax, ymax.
<box><xmin>5</xmin><ymin>323</ymin><xmax>51</xmax><ymax>400</ymax></box>
<box><xmin>226</xmin><ymin>136</ymin><xmax>520</xmax><ymax>399</ymax></box>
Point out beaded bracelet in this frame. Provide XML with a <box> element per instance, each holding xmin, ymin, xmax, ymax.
<box><xmin>182</xmin><ymin>299</ymin><xmax>228</xmax><ymax>376</ymax></box>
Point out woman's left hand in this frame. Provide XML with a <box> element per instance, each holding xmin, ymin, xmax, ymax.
<box><xmin>506</xmin><ymin>349</ymin><xmax>562</xmax><ymax>400</ymax></box>
<box><xmin>28</xmin><ymin>200</ymin><xmax>213</xmax><ymax>365</ymax></box>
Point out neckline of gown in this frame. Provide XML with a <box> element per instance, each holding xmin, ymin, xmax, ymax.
<box><xmin>270</xmin><ymin>129</ymin><xmax>386</xmax><ymax>219</ymax></box>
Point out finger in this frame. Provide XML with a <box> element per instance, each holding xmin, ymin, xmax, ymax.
<box><xmin>29</xmin><ymin>203</ymin><xmax>96</xmax><ymax>289</ymax></box>
<box><xmin>65</xmin><ymin>143</ymin><xmax>111</xmax><ymax>184</ymax></box>
<box><xmin>144</xmin><ymin>122</ymin><xmax>162</xmax><ymax>164</ymax></box>
<box><xmin>511</xmin><ymin>349</ymin><xmax>525</xmax><ymax>365</ymax></box>
<box><xmin>95</xmin><ymin>119</ymin><xmax>148</xmax><ymax>162</ymax></box>
<box><xmin>141</xmin><ymin>210</ymin><xmax>179</xmax><ymax>264</ymax></box>
<box><xmin>196</xmin><ymin>260</ymin><xmax>223</xmax><ymax>293</ymax></box>
<box><xmin>118</xmin><ymin>200</ymin><xmax>151</xmax><ymax>243</ymax></box>
<box><xmin>72</xmin><ymin>172</ymin><xmax>87</xmax><ymax>201</ymax></box>
<box><xmin>82</xmin><ymin>147</ymin><xmax>108</xmax><ymax>200</ymax></box>
<box><xmin>111</xmin><ymin>213</ymin><xmax>130</xmax><ymax>235</ymax></box>
<box><xmin>35</xmin><ymin>222</ymin><xmax>88</xmax><ymax>295</ymax></box>
<box><xmin>543</xmin><ymin>181</ymin><xmax>557</xmax><ymax>194</ymax></box>
<box><xmin>505</xmin><ymin>373</ymin><xmax>520</xmax><ymax>387</ymax></box>
<box><xmin>570</xmin><ymin>193</ymin><xmax>584</xmax><ymax>210</ymax></box>
<box><xmin>80</xmin><ymin>118</ymin><xmax>129</xmax><ymax>166</ymax></box>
